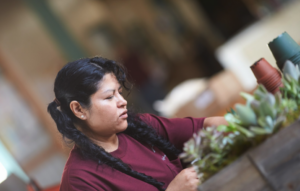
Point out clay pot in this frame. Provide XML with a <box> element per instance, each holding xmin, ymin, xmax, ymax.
<box><xmin>250</xmin><ymin>58</ymin><xmax>283</xmax><ymax>94</ymax></box>
<box><xmin>268</xmin><ymin>32</ymin><xmax>300</xmax><ymax>70</ymax></box>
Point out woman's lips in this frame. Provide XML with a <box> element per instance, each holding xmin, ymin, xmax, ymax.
<box><xmin>119</xmin><ymin>110</ymin><xmax>128</xmax><ymax>118</ymax></box>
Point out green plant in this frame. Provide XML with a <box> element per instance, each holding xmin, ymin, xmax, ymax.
<box><xmin>180</xmin><ymin>61</ymin><xmax>300</xmax><ymax>184</ymax></box>
<box><xmin>180</xmin><ymin>85</ymin><xmax>289</xmax><ymax>182</ymax></box>
<box><xmin>280</xmin><ymin>60</ymin><xmax>300</xmax><ymax>123</ymax></box>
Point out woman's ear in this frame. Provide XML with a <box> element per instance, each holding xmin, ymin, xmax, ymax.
<box><xmin>70</xmin><ymin>101</ymin><xmax>87</xmax><ymax>120</ymax></box>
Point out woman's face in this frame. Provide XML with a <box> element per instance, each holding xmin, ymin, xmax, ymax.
<box><xmin>82</xmin><ymin>73</ymin><xmax>128</xmax><ymax>140</ymax></box>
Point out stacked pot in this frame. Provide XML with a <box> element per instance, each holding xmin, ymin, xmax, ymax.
<box><xmin>250</xmin><ymin>32</ymin><xmax>300</xmax><ymax>94</ymax></box>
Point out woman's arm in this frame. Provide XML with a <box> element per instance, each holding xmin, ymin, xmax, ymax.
<box><xmin>140</xmin><ymin>114</ymin><xmax>206</xmax><ymax>151</ymax></box>
<box><xmin>203</xmin><ymin>116</ymin><xmax>228</xmax><ymax>128</ymax></box>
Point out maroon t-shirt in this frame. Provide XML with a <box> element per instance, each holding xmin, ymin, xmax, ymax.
<box><xmin>60</xmin><ymin>114</ymin><xmax>205</xmax><ymax>191</ymax></box>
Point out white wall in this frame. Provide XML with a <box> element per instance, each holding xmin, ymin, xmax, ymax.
<box><xmin>216</xmin><ymin>0</ymin><xmax>300</xmax><ymax>91</ymax></box>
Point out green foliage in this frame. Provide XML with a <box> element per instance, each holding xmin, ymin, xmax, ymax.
<box><xmin>280</xmin><ymin>61</ymin><xmax>300</xmax><ymax>124</ymax></box>
<box><xmin>180</xmin><ymin>61</ymin><xmax>300</xmax><ymax>184</ymax></box>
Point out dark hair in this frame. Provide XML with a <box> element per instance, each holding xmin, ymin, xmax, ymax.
<box><xmin>47</xmin><ymin>57</ymin><xmax>180</xmax><ymax>191</ymax></box>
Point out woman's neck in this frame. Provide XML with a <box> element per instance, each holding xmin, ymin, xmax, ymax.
<box><xmin>89</xmin><ymin>134</ymin><xmax>119</xmax><ymax>152</ymax></box>
<box><xmin>75</xmin><ymin>123</ymin><xmax>119</xmax><ymax>152</ymax></box>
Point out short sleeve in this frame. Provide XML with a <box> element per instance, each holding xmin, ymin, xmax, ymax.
<box><xmin>60</xmin><ymin>168</ymin><xmax>102</xmax><ymax>191</ymax></box>
<box><xmin>140</xmin><ymin>113</ymin><xmax>205</xmax><ymax>151</ymax></box>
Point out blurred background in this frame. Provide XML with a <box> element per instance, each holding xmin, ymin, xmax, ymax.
<box><xmin>0</xmin><ymin>0</ymin><xmax>300</xmax><ymax>190</ymax></box>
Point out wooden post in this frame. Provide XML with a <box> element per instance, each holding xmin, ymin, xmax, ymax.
<box><xmin>0</xmin><ymin>49</ymin><xmax>67</xmax><ymax>172</ymax></box>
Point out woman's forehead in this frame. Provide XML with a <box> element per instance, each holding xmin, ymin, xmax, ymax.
<box><xmin>97</xmin><ymin>73</ymin><xmax>120</xmax><ymax>90</ymax></box>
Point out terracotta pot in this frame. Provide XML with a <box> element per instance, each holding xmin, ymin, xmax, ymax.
<box><xmin>250</xmin><ymin>58</ymin><xmax>275</xmax><ymax>79</ymax></box>
<box><xmin>250</xmin><ymin>58</ymin><xmax>283</xmax><ymax>94</ymax></box>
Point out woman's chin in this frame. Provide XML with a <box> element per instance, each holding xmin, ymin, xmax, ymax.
<box><xmin>117</xmin><ymin>122</ymin><xmax>128</xmax><ymax>133</ymax></box>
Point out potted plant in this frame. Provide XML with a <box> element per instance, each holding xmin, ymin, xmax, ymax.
<box><xmin>180</xmin><ymin>61</ymin><xmax>300</xmax><ymax>191</ymax></box>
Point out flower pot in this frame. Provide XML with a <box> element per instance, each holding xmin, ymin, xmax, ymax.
<box><xmin>268</xmin><ymin>32</ymin><xmax>300</xmax><ymax>70</ymax></box>
<box><xmin>250</xmin><ymin>58</ymin><xmax>283</xmax><ymax>94</ymax></box>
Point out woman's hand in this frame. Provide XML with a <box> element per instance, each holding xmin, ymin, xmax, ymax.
<box><xmin>203</xmin><ymin>116</ymin><xmax>228</xmax><ymax>128</ymax></box>
<box><xmin>166</xmin><ymin>167</ymin><xmax>199</xmax><ymax>191</ymax></box>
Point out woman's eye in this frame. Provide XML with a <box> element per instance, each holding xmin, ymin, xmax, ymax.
<box><xmin>106</xmin><ymin>95</ymin><xmax>114</xmax><ymax>99</ymax></box>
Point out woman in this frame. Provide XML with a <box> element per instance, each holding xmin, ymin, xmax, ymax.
<box><xmin>48</xmin><ymin>57</ymin><xmax>227</xmax><ymax>191</ymax></box>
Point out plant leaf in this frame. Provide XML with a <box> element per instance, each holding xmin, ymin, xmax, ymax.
<box><xmin>235</xmin><ymin>125</ymin><xmax>255</xmax><ymax>137</ymax></box>
<box><xmin>235</xmin><ymin>104</ymin><xmax>257</xmax><ymax>126</ymax></box>
<box><xmin>250</xmin><ymin>126</ymin><xmax>271</xmax><ymax>135</ymax></box>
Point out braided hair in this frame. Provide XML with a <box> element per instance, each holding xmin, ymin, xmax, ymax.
<box><xmin>47</xmin><ymin>57</ymin><xmax>180</xmax><ymax>191</ymax></box>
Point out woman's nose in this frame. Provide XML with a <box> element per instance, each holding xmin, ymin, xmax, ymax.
<box><xmin>117</xmin><ymin>94</ymin><xmax>127</xmax><ymax>108</ymax></box>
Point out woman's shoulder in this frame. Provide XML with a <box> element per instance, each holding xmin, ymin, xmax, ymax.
<box><xmin>64</xmin><ymin>147</ymin><xmax>98</xmax><ymax>172</ymax></box>
<box><xmin>138</xmin><ymin>113</ymin><xmax>164</xmax><ymax>127</ymax></box>
<box><xmin>61</xmin><ymin>148</ymin><xmax>112</xmax><ymax>190</ymax></box>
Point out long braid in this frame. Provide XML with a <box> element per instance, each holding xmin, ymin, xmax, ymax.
<box><xmin>48</xmin><ymin>57</ymin><xmax>179</xmax><ymax>191</ymax></box>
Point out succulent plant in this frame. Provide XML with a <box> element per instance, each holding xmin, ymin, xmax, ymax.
<box><xmin>180</xmin><ymin>60</ymin><xmax>300</xmax><ymax>185</ymax></box>
<box><xmin>282</xmin><ymin>60</ymin><xmax>300</xmax><ymax>81</ymax></box>
<box><xmin>180</xmin><ymin>84</ymin><xmax>290</xmax><ymax>182</ymax></box>
<box><xmin>281</xmin><ymin>60</ymin><xmax>300</xmax><ymax>103</ymax></box>
<box><xmin>179</xmin><ymin>126</ymin><xmax>240</xmax><ymax>183</ymax></box>
<box><xmin>280</xmin><ymin>60</ymin><xmax>300</xmax><ymax>123</ymax></box>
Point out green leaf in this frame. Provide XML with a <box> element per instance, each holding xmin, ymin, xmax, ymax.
<box><xmin>295</xmin><ymin>64</ymin><xmax>300</xmax><ymax>78</ymax></box>
<box><xmin>250</xmin><ymin>100</ymin><xmax>260</xmax><ymax>115</ymax></box>
<box><xmin>254</xmin><ymin>90</ymin><xmax>266</xmax><ymax>100</ymax></box>
<box><xmin>235</xmin><ymin>104</ymin><xmax>257</xmax><ymax>126</ymax></box>
<box><xmin>183</xmin><ymin>155</ymin><xmax>197</xmax><ymax>163</ymax></box>
<box><xmin>229</xmin><ymin>108</ymin><xmax>236</xmax><ymax>115</ymax></box>
<box><xmin>235</xmin><ymin>125</ymin><xmax>255</xmax><ymax>137</ymax></box>
<box><xmin>284</xmin><ymin>80</ymin><xmax>292</xmax><ymax>90</ymax></box>
<box><xmin>224</xmin><ymin>113</ymin><xmax>241</xmax><ymax>124</ymax></box>
<box><xmin>258</xmin><ymin>85</ymin><xmax>268</xmax><ymax>94</ymax></box>
<box><xmin>274</xmin><ymin>116</ymin><xmax>286</xmax><ymax>131</ymax></box>
<box><xmin>240</xmin><ymin>92</ymin><xmax>254</xmax><ymax>106</ymax></box>
<box><xmin>265</xmin><ymin>93</ymin><xmax>276</xmax><ymax>106</ymax></box>
<box><xmin>265</xmin><ymin>116</ymin><xmax>274</xmax><ymax>129</ymax></box>
<box><xmin>223</xmin><ymin>137</ymin><xmax>234</xmax><ymax>144</ymax></box>
<box><xmin>259</xmin><ymin>101</ymin><xmax>275</xmax><ymax>119</ymax></box>
<box><xmin>250</xmin><ymin>126</ymin><xmax>271</xmax><ymax>135</ymax></box>
<box><xmin>179</xmin><ymin>152</ymin><xmax>188</xmax><ymax>158</ymax></box>
<box><xmin>217</xmin><ymin>125</ymin><xmax>230</xmax><ymax>132</ymax></box>
<box><xmin>283</xmin><ymin>60</ymin><xmax>299</xmax><ymax>80</ymax></box>
<box><xmin>257</xmin><ymin>116</ymin><xmax>267</xmax><ymax>127</ymax></box>
<box><xmin>275</xmin><ymin>92</ymin><xmax>282</xmax><ymax>107</ymax></box>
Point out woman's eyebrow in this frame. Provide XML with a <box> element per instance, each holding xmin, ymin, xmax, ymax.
<box><xmin>103</xmin><ymin>86</ymin><xmax>121</xmax><ymax>94</ymax></box>
<box><xmin>103</xmin><ymin>89</ymin><xmax>115</xmax><ymax>94</ymax></box>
